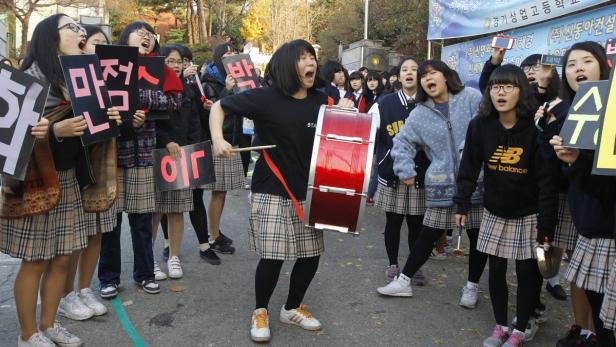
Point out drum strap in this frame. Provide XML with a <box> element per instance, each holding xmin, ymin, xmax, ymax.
<box><xmin>262</xmin><ymin>149</ymin><xmax>305</xmax><ymax>222</ymax></box>
<box><xmin>327</xmin><ymin>96</ymin><xmax>334</xmax><ymax>107</ymax></box>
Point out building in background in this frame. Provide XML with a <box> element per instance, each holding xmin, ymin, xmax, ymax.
<box><xmin>340</xmin><ymin>39</ymin><xmax>402</xmax><ymax>72</ymax></box>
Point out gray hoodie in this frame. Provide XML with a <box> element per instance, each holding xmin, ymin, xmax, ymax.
<box><xmin>391</xmin><ymin>87</ymin><xmax>483</xmax><ymax>207</ymax></box>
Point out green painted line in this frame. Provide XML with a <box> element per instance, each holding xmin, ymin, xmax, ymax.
<box><xmin>111</xmin><ymin>297</ymin><xmax>148</xmax><ymax>347</ymax></box>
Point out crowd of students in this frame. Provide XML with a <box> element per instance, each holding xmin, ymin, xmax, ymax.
<box><xmin>3</xmin><ymin>12</ymin><xmax>616</xmax><ymax>347</ymax></box>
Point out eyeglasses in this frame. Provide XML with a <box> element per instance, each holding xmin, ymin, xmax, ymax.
<box><xmin>490</xmin><ymin>84</ymin><xmax>516</xmax><ymax>93</ymax></box>
<box><xmin>165</xmin><ymin>59</ymin><xmax>182</xmax><ymax>66</ymax></box>
<box><xmin>58</xmin><ymin>23</ymin><xmax>86</xmax><ymax>35</ymax></box>
<box><xmin>522</xmin><ymin>63</ymin><xmax>542</xmax><ymax>73</ymax></box>
<box><xmin>134</xmin><ymin>28</ymin><xmax>156</xmax><ymax>41</ymax></box>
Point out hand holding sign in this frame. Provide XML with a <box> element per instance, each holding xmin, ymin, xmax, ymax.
<box><xmin>550</xmin><ymin>135</ymin><xmax>580</xmax><ymax>164</ymax></box>
<box><xmin>30</xmin><ymin>118</ymin><xmax>49</xmax><ymax>139</ymax></box>
<box><xmin>223</xmin><ymin>54</ymin><xmax>258</xmax><ymax>92</ymax></box>
<box><xmin>154</xmin><ymin>141</ymin><xmax>216</xmax><ymax>192</ymax></box>
<box><xmin>559</xmin><ymin>81</ymin><xmax>608</xmax><ymax>149</ymax></box>
<box><xmin>53</xmin><ymin>116</ymin><xmax>87</xmax><ymax>138</ymax></box>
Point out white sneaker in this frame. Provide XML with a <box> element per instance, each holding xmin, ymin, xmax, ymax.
<box><xmin>57</xmin><ymin>291</ymin><xmax>94</xmax><ymax>321</ymax></box>
<box><xmin>167</xmin><ymin>256</ymin><xmax>183</xmax><ymax>279</ymax></box>
<box><xmin>459</xmin><ymin>284</ymin><xmax>479</xmax><ymax>309</ymax></box>
<box><xmin>153</xmin><ymin>261</ymin><xmax>168</xmax><ymax>281</ymax></box>
<box><xmin>18</xmin><ymin>332</ymin><xmax>54</xmax><ymax>347</ymax></box>
<box><xmin>250</xmin><ymin>308</ymin><xmax>271</xmax><ymax>342</ymax></box>
<box><xmin>377</xmin><ymin>275</ymin><xmax>413</xmax><ymax>297</ymax></box>
<box><xmin>279</xmin><ymin>304</ymin><xmax>322</xmax><ymax>330</ymax></box>
<box><xmin>79</xmin><ymin>288</ymin><xmax>107</xmax><ymax>316</ymax></box>
<box><xmin>510</xmin><ymin>316</ymin><xmax>540</xmax><ymax>341</ymax></box>
<box><xmin>43</xmin><ymin>321</ymin><xmax>83</xmax><ymax>347</ymax></box>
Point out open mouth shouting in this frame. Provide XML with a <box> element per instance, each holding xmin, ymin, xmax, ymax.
<box><xmin>575</xmin><ymin>74</ymin><xmax>588</xmax><ymax>83</ymax></box>
<box><xmin>527</xmin><ymin>76</ymin><xmax>536</xmax><ymax>84</ymax></box>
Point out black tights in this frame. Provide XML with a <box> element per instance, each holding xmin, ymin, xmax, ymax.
<box><xmin>585</xmin><ymin>289</ymin><xmax>616</xmax><ymax>347</ymax></box>
<box><xmin>488</xmin><ymin>256</ymin><xmax>539</xmax><ymax>331</ymax></box>
<box><xmin>466</xmin><ymin>228</ymin><xmax>488</xmax><ymax>283</ymax></box>
<box><xmin>384</xmin><ymin>213</ymin><xmax>423</xmax><ymax>265</ymax></box>
<box><xmin>255</xmin><ymin>256</ymin><xmax>320</xmax><ymax>310</ymax></box>
<box><xmin>162</xmin><ymin>189</ymin><xmax>209</xmax><ymax>244</ymax></box>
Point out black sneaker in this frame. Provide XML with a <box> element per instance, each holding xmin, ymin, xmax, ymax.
<box><xmin>218</xmin><ymin>231</ymin><xmax>233</xmax><ymax>245</ymax></box>
<box><xmin>163</xmin><ymin>246</ymin><xmax>169</xmax><ymax>262</ymax></box>
<box><xmin>583</xmin><ymin>334</ymin><xmax>598</xmax><ymax>347</ymax></box>
<box><xmin>546</xmin><ymin>282</ymin><xmax>567</xmax><ymax>301</ymax></box>
<box><xmin>136</xmin><ymin>279</ymin><xmax>160</xmax><ymax>294</ymax></box>
<box><xmin>199</xmin><ymin>248</ymin><xmax>221</xmax><ymax>265</ymax></box>
<box><xmin>211</xmin><ymin>239</ymin><xmax>235</xmax><ymax>254</ymax></box>
<box><xmin>557</xmin><ymin>324</ymin><xmax>583</xmax><ymax>347</ymax></box>
<box><xmin>100</xmin><ymin>283</ymin><xmax>119</xmax><ymax>299</ymax></box>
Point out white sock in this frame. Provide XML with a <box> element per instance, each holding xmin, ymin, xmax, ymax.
<box><xmin>466</xmin><ymin>281</ymin><xmax>479</xmax><ymax>289</ymax></box>
<box><xmin>164</xmin><ymin>239</ymin><xmax>170</xmax><ymax>248</ymax></box>
<box><xmin>581</xmin><ymin>329</ymin><xmax>593</xmax><ymax>338</ymax></box>
<box><xmin>198</xmin><ymin>243</ymin><xmax>210</xmax><ymax>251</ymax></box>
<box><xmin>501</xmin><ymin>326</ymin><xmax>510</xmax><ymax>333</ymax></box>
<box><xmin>398</xmin><ymin>273</ymin><xmax>411</xmax><ymax>285</ymax></box>
<box><xmin>548</xmin><ymin>275</ymin><xmax>560</xmax><ymax>286</ymax></box>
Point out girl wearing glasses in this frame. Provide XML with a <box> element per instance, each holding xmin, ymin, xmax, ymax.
<box><xmin>455</xmin><ymin>65</ymin><xmax>558</xmax><ymax>347</ymax></box>
<box><xmin>2</xmin><ymin>14</ymin><xmax>119</xmax><ymax>347</ymax></box>
<box><xmin>550</xmin><ymin>41</ymin><xmax>616</xmax><ymax>347</ymax></box>
<box><xmin>98</xmin><ymin>21</ymin><xmax>183</xmax><ymax>298</ymax></box>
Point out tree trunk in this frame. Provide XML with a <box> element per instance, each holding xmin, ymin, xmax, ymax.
<box><xmin>195</xmin><ymin>0</ymin><xmax>207</xmax><ymax>42</ymax></box>
<box><xmin>218</xmin><ymin>0</ymin><xmax>227</xmax><ymax>35</ymax></box>
<box><xmin>208</xmin><ymin>4</ymin><xmax>213</xmax><ymax>37</ymax></box>
<box><xmin>19</xmin><ymin>14</ymin><xmax>30</xmax><ymax>57</ymax></box>
<box><xmin>187</xmin><ymin>0</ymin><xmax>194</xmax><ymax>45</ymax></box>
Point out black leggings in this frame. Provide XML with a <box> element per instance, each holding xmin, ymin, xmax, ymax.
<box><xmin>384</xmin><ymin>213</ymin><xmax>423</xmax><ymax>265</ymax></box>
<box><xmin>466</xmin><ymin>228</ymin><xmax>488</xmax><ymax>283</ymax></box>
<box><xmin>585</xmin><ymin>289</ymin><xmax>616</xmax><ymax>347</ymax></box>
<box><xmin>488</xmin><ymin>256</ymin><xmax>539</xmax><ymax>330</ymax></box>
<box><xmin>162</xmin><ymin>189</ymin><xmax>209</xmax><ymax>244</ymax></box>
<box><xmin>255</xmin><ymin>256</ymin><xmax>320</xmax><ymax>310</ymax></box>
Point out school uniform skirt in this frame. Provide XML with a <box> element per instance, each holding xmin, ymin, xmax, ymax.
<box><xmin>114</xmin><ymin>166</ymin><xmax>155</xmax><ymax>215</ymax></box>
<box><xmin>477</xmin><ymin>209</ymin><xmax>537</xmax><ymax>260</ymax></box>
<box><xmin>600</xmin><ymin>258</ymin><xmax>616</xmax><ymax>330</ymax></box>
<box><xmin>204</xmin><ymin>154</ymin><xmax>245</xmax><ymax>191</ymax></box>
<box><xmin>565</xmin><ymin>235</ymin><xmax>615</xmax><ymax>293</ymax></box>
<box><xmin>83</xmin><ymin>208</ymin><xmax>117</xmax><ymax>235</ymax></box>
<box><xmin>422</xmin><ymin>204</ymin><xmax>483</xmax><ymax>230</ymax></box>
<box><xmin>552</xmin><ymin>193</ymin><xmax>577</xmax><ymax>251</ymax></box>
<box><xmin>249</xmin><ymin>193</ymin><xmax>324</xmax><ymax>261</ymax></box>
<box><xmin>374</xmin><ymin>183</ymin><xmax>426</xmax><ymax>215</ymax></box>
<box><xmin>155</xmin><ymin>189</ymin><xmax>194</xmax><ymax>214</ymax></box>
<box><xmin>0</xmin><ymin>169</ymin><xmax>88</xmax><ymax>261</ymax></box>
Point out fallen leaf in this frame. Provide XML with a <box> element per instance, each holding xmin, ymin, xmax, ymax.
<box><xmin>122</xmin><ymin>300</ymin><xmax>133</xmax><ymax>307</ymax></box>
<box><xmin>170</xmin><ymin>285</ymin><xmax>186</xmax><ymax>293</ymax></box>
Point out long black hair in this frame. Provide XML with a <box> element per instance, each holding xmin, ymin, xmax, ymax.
<box><xmin>83</xmin><ymin>24</ymin><xmax>110</xmax><ymax>44</ymax></box>
<box><xmin>559</xmin><ymin>41</ymin><xmax>610</xmax><ymax>104</ymax></box>
<box><xmin>212</xmin><ymin>43</ymin><xmax>237</xmax><ymax>77</ymax></box>
<box><xmin>320</xmin><ymin>60</ymin><xmax>344</xmax><ymax>84</ymax></box>
<box><xmin>175</xmin><ymin>44</ymin><xmax>193</xmax><ymax>61</ymax></box>
<box><xmin>264</xmin><ymin>39</ymin><xmax>317</xmax><ymax>97</ymax></box>
<box><xmin>21</xmin><ymin>14</ymin><xmax>69</xmax><ymax>89</ymax></box>
<box><xmin>520</xmin><ymin>54</ymin><xmax>561</xmax><ymax>103</ymax></box>
<box><xmin>363</xmin><ymin>70</ymin><xmax>384</xmax><ymax>101</ymax></box>
<box><xmin>415</xmin><ymin>59</ymin><xmax>465</xmax><ymax>102</ymax></box>
<box><xmin>478</xmin><ymin>64</ymin><xmax>537</xmax><ymax>120</ymax></box>
<box><xmin>116</xmin><ymin>21</ymin><xmax>160</xmax><ymax>54</ymax></box>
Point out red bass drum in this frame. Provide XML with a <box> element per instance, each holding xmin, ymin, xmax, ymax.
<box><xmin>305</xmin><ymin>105</ymin><xmax>377</xmax><ymax>234</ymax></box>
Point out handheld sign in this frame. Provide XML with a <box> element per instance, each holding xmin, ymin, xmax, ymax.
<box><xmin>59</xmin><ymin>54</ymin><xmax>119</xmax><ymax>146</ymax></box>
<box><xmin>560</xmin><ymin>81</ymin><xmax>608</xmax><ymax>150</ymax></box>
<box><xmin>138</xmin><ymin>56</ymin><xmax>165</xmax><ymax>90</ymax></box>
<box><xmin>96</xmin><ymin>45</ymin><xmax>139</xmax><ymax>122</ymax></box>
<box><xmin>0</xmin><ymin>65</ymin><xmax>49</xmax><ymax>180</ymax></box>
<box><xmin>593</xmin><ymin>65</ymin><xmax>616</xmax><ymax>175</ymax></box>
<box><xmin>606</xmin><ymin>38</ymin><xmax>616</xmax><ymax>68</ymax></box>
<box><xmin>540</xmin><ymin>54</ymin><xmax>562</xmax><ymax>66</ymax></box>
<box><xmin>223</xmin><ymin>54</ymin><xmax>258</xmax><ymax>92</ymax></box>
<box><xmin>153</xmin><ymin>141</ymin><xmax>216</xmax><ymax>192</ymax></box>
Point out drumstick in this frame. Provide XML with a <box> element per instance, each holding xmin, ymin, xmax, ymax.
<box><xmin>229</xmin><ymin>145</ymin><xmax>277</xmax><ymax>152</ymax></box>
<box><xmin>453</xmin><ymin>225</ymin><xmax>465</xmax><ymax>257</ymax></box>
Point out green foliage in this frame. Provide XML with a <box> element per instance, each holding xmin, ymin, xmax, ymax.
<box><xmin>165</xmin><ymin>28</ymin><xmax>187</xmax><ymax>44</ymax></box>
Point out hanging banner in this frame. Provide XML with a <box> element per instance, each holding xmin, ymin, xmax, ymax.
<box><xmin>441</xmin><ymin>4</ymin><xmax>616</xmax><ymax>88</ymax></box>
<box><xmin>0</xmin><ymin>65</ymin><xmax>49</xmax><ymax>180</ymax></box>
<box><xmin>222</xmin><ymin>54</ymin><xmax>258</xmax><ymax>92</ymax></box>
<box><xmin>59</xmin><ymin>54</ymin><xmax>119</xmax><ymax>146</ymax></box>
<box><xmin>428</xmin><ymin>0</ymin><xmax>608</xmax><ymax>40</ymax></box>
<box><xmin>95</xmin><ymin>45</ymin><xmax>139</xmax><ymax>122</ymax></box>
<box><xmin>153</xmin><ymin>141</ymin><xmax>216</xmax><ymax>192</ymax></box>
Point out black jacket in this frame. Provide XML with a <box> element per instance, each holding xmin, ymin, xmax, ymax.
<box><xmin>156</xmin><ymin>82</ymin><xmax>201</xmax><ymax>148</ymax></box>
<box><xmin>201</xmin><ymin>73</ymin><xmax>243</xmax><ymax>145</ymax></box>
<box><xmin>478</xmin><ymin>58</ymin><xmax>500</xmax><ymax>93</ymax></box>
<box><xmin>454</xmin><ymin>116</ymin><xmax>559</xmax><ymax>241</ymax></box>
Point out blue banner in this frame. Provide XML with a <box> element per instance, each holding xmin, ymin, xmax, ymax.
<box><xmin>441</xmin><ymin>4</ymin><xmax>616</xmax><ymax>89</ymax></box>
<box><xmin>429</xmin><ymin>0</ymin><xmax>608</xmax><ymax>40</ymax></box>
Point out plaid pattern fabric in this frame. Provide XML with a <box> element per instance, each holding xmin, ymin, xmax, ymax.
<box><xmin>374</xmin><ymin>183</ymin><xmax>426</xmax><ymax>215</ymax></box>
<box><xmin>204</xmin><ymin>153</ymin><xmax>246</xmax><ymax>191</ymax></box>
<box><xmin>0</xmin><ymin>169</ymin><xmax>88</xmax><ymax>261</ymax></box>
<box><xmin>249</xmin><ymin>193</ymin><xmax>324</xmax><ymax>260</ymax></box>
<box><xmin>477</xmin><ymin>209</ymin><xmax>538</xmax><ymax>260</ymax></box>
<box><xmin>601</xmin><ymin>258</ymin><xmax>616</xmax><ymax>330</ymax></box>
<box><xmin>553</xmin><ymin>194</ymin><xmax>578</xmax><ymax>251</ymax></box>
<box><xmin>155</xmin><ymin>189</ymin><xmax>194</xmax><ymax>214</ymax></box>
<box><xmin>468</xmin><ymin>204</ymin><xmax>484</xmax><ymax>230</ymax></box>
<box><xmin>114</xmin><ymin>167</ymin><xmax>155</xmax><ymax>214</ymax></box>
<box><xmin>423</xmin><ymin>207</ymin><xmax>455</xmax><ymax>230</ymax></box>
<box><xmin>83</xmin><ymin>208</ymin><xmax>117</xmax><ymax>235</ymax></box>
<box><xmin>117</xmin><ymin>121</ymin><xmax>156</xmax><ymax>167</ymax></box>
<box><xmin>566</xmin><ymin>235</ymin><xmax>615</xmax><ymax>293</ymax></box>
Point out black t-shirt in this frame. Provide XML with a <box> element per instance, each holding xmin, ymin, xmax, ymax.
<box><xmin>220</xmin><ymin>87</ymin><xmax>328</xmax><ymax>200</ymax></box>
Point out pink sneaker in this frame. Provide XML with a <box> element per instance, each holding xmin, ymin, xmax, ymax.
<box><xmin>385</xmin><ymin>265</ymin><xmax>400</xmax><ymax>283</ymax></box>
<box><xmin>483</xmin><ymin>325</ymin><xmax>509</xmax><ymax>347</ymax></box>
<box><xmin>503</xmin><ymin>330</ymin><xmax>524</xmax><ymax>347</ymax></box>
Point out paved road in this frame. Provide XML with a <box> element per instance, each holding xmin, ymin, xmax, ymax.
<box><xmin>0</xmin><ymin>189</ymin><xmax>571</xmax><ymax>346</ymax></box>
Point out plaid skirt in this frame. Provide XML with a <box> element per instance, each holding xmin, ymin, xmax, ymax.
<box><xmin>601</xmin><ymin>258</ymin><xmax>616</xmax><ymax>330</ymax></box>
<box><xmin>374</xmin><ymin>183</ymin><xmax>426</xmax><ymax>215</ymax></box>
<box><xmin>249</xmin><ymin>193</ymin><xmax>324</xmax><ymax>260</ymax></box>
<box><xmin>423</xmin><ymin>204</ymin><xmax>483</xmax><ymax>230</ymax></box>
<box><xmin>0</xmin><ymin>169</ymin><xmax>88</xmax><ymax>261</ymax></box>
<box><xmin>553</xmin><ymin>194</ymin><xmax>578</xmax><ymax>251</ymax></box>
<box><xmin>565</xmin><ymin>235</ymin><xmax>615</xmax><ymax>293</ymax></box>
<box><xmin>114</xmin><ymin>166</ymin><xmax>155</xmax><ymax>214</ymax></box>
<box><xmin>477</xmin><ymin>209</ymin><xmax>537</xmax><ymax>260</ymax></box>
<box><xmin>83</xmin><ymin>208</ymin><xmax>117</xmax><ymax>235</ymax></box>
<box><xmin>204</xmin><ymin>154</ymin><xmax>245</xmax><ymax>191</ymax></box>
<box><xmin>155</xmin><ymin>189</ymin><xmax>194</xmax><ymax>214</ymax></box>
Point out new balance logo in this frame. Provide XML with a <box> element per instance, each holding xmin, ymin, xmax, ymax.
<box><xmin>487</xmin><ymin>146</ymin><xmax>528</xmax><ymax>174</ymax></box>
